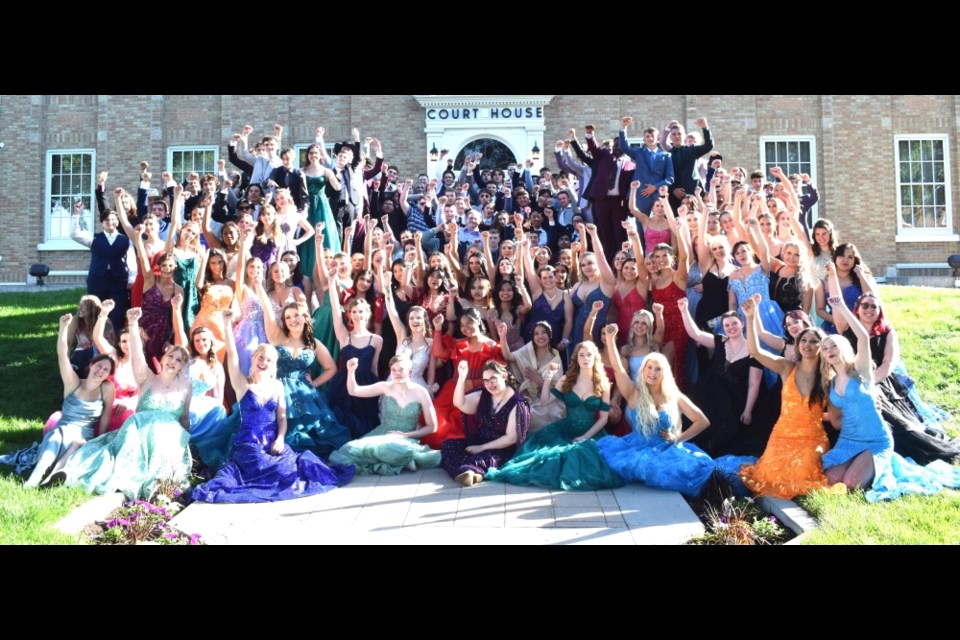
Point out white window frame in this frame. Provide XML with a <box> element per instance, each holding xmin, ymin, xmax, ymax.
<box><xmin>759</xmin><ymin>135</ymin><xmax>818</xmax><ymax>221</ymax></box>
<box><xmin>38</xmin><ymin>148</ymin><xmax>97</xmax><ymax>251</ymax></box>
<box><xmin>166</xmin><ymin>145</ymin><xmax>219</xmax><ymax>185</ymax></box>
<box><xmin>293</xmin><ymin>142</ymin><xmax>336</xmax><ymax>170</ymax></box>
<box><xmin>894</xmin><ymin>134</ymin><xmax>957</xmax><ymax>242</ymax></box>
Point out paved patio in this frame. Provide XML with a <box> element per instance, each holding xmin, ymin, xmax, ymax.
<box><xmin>170</xmin><ymin>469</ymin><xmax>705</xmax><ymax>545</ymax></box>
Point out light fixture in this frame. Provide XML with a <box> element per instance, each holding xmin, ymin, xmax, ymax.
<box><xmin>430</xmin><ymin>143</ymin><xmax>439</xmax><ymax>162</ymax></box>
<box><xmin>531</xmin><ymin>141</ymin><xmax>540</xmax><ymax>161</ymax></box>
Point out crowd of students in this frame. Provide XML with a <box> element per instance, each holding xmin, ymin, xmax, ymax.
<box><xmin>3</xmin><ymin>117</ymin><xmax>959</xmax><ymax>507</ymax></box>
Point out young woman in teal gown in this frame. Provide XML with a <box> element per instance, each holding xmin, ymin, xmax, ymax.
<box><xmin>485</xmin><ymin>341</ymin><xmax>625</xmax><ymax>491</ymax></box>
<box><xmin>328</xmin><ymin>354</ymin><xmax>441</xmax><ymax>475</ymax></box>
<box><xmin>300</xmin><ymin>142</ymin><xmax>342</xmax><ymax>280</ymax></box>
<box><xmin>254</xmin><ymin>282</ymin><xmax>350</xmax><ymax>459</ymax></box>
<box><xmin>62</xmin><ymin>307</ymin><xmax>193</xmax><ymax>500</ymax></box>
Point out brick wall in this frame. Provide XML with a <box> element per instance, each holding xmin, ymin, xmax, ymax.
<box><xmin>2</xmin><ymin>95</ymin><xmax>958</xmax><ymax>284</ymax></box>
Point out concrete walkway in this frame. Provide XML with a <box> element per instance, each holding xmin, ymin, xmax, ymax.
<box><xmin>170</xmin><ymin>469</ymin><xmax>704</xmax><ymax>545</ymax></box>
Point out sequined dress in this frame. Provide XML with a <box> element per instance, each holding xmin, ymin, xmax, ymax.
<box><xmin>440</xmin><ymin>389</ymin><xmax>530</xmax><ymax>479</ymax></box>
<box><xmin>276</xmin><ymin>345</ymin><xmax>351</xmax><ymax>458</ymax></box>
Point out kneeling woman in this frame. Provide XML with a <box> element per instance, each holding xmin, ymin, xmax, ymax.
<box><xmin>596</xmin><ymin>325</ymin><xmax>724</xmax><ymax>498</ymax></box>
<box><xmin>820</xmin><ymin>296</ymin><xmax>960</xmax><ymax>502</ymax></box>
<box><xmin>486</xmin><ymin>342</ymin><xmax>624</xmax><ymax>491</ymax></box>
<box><xmin>63</xmin><ymin>308</ymin><xmax>193</xmax><ymax>500</ymax></box>
<box><xmin>192</xmin><ymin>315</ymin><xmax>354</xmax><ymax>503</ymax></box>
<box><xmin>329</xmin><ymin>355</ymin><xmax>441</xmax><ymax>475</ymax></box>
<box><xmin>441</xmin><ymin>361</ymin><xmax>530</xmax><ymax>487</ymax></box>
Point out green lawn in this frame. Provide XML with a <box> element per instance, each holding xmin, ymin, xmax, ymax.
<box><xmin>0</xmin><ymin>288</ymin><xmax>92</xmax><ymax>544</ymax></box>
<box><xmin>0</xmin><ymin>285</ymin><xmax>957</xmax><ymax>544</ymax></box>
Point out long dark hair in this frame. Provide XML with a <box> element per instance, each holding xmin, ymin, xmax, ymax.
<box><xmin>494</xmin><ymin>278</ymin><xmax>520</xmax><ymax>320</ymax></box>
<box><xmin>833</xmin><ymin>242</ymin><xmax>866</xmax><ymax>290</ymax></box>
<box><xmin>189</xmin><ymin>326</ymin><xmax>218</xmax><ymax>367</ymax></box>
<box><xmin>281</xmin><ymin>250</ymin><xmax>305</xmax><ymax>287</ymax></box>
<box><xmin>482</xmin><ymin>360</ymin><xmax>518</xmax><ymax>391</ymax></box>
<box><xmin>795</xmin><ymin>326</ymin><xmax>827</xmax><ymax>410</ymax></box>
<box><xmin>280</xmin><ymin>302</ymin><xmax>314</xmax><ymax>347</ymax></box>
<box><xmin>812</xmin><ymin>219</ymin><xmax>839</xmax><ymax>257</ymax></box>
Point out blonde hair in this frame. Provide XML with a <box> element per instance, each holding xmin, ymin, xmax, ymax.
<box><xmin>249</xmin><ymin>343</ymin><xmax>279</xmax><ymax>378</ymax></box>
<box><xmin>820</xmin><ymin>334</ymin><xmax>871</xmax><ymax>397</ymax></box>
<box><xmin>626</xmin><ymin>309</ymin><xmax>657</xmax><ymax>354</ymax></box>
<box><xmin>560</xmin><ymin>342</ymin><xmax>609</xmax><ymax>398</ymax></box>
<box><xmin>179</xmin><ymin>221</ymin><xmax>202</xmax><ymax>254</ymax></box>
<box><xmin>780</xmin><ymin>238</ymin><xmax>814</xmax><ymax>293</ymax></box>
<box><xmin>632</xmin><ymin>352</ymin><xmax>681</xmax><ymax>438</ymax></box>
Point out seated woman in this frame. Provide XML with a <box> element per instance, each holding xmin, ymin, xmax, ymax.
<box><xmin>252</xmin><ymin>285</ymin><xmax>350</xmax><ymax>459</ymax></box>
<box><xmin>679</xmin><ymin>298</ymin><xmax>776</xmax><ymax>457</ymax></box>
<box><xmin>485</xmin><ymin>342</ymin><xmax>625</xmax><ymax>491</ymax></box>
<box><xmin>92</xmin><ymin>300</ymin><xmax>138</xmax><ymax>433</ymax></box>
<box><xmin>733</xmin><ymin>295</ymin><xmax>832</xmax><ymax>499</ymax></box>
<box><xmin>329</xmin><ymin>355</ymin><xmax>441</xmax><ymax>475</ymax></box>
<box><xmin>62</xmin><ymin>307</ymin><xmax>193</xmax><ymax>500</ymax></box>
<box><xmin>496</xmin><ymin>320</ymin><xmax>563</xmax><ymax>432</ymax></box>
<box><xmin>440</xmin><ymin>360</ymin><xmax>530</xmax><ymax>487</ymax></box>
<box><xmin>192</xmin><ymin>317</ymin><xmax>353</xmax><ymax>504</ymax></box>
<box><xmin>821</xmin><ymin>295</ymin><xmax>960</xmax><ymax>502</ymax></box>
<box><xmin>827</xmin><ymin>268</ymin><xmax>960</xmax><ymax>465</ymax></box>
<box><xmin>171</xmin><ymin>293</ymin><xmax>229</xmax><ymax>469</ymax></box>
<box><xmin>596</xmin><ymin>325</ymin><xmax>724</xmax><ymax>498</ymax></box>
<box><xmin>1</xmin><ymin>313</ymin><xmax>114</xmax><ymax>487</ymax></box>
<box><xmin>65</xmin><ymin>295</ymin><xmax>105</xmax><ymax>378</ymax></box>
<box><xmin>426</xmin><ymin>308</ymin><xmax>504</xmax><ymax>449</ymax></box>
<box><xmin>756</xmin><ymin>309</ymin><xmax>815</xmax><ymax>362</ymax></box>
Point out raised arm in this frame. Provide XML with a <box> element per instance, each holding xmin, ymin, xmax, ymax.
<box><xmin>164</xmin><ymin>184</ymin><xmax>186</xmax><ymax>253</ymax></box>
<box><xmin>628</xmin><ymin>181</ymin><xmax>650</xmax><ymax>225</ymax></box>
<box><xmin>92</xmin><ymin>301</ymin><xmax>117</xmax><ymax>358</ymax></box>
<box><xmin>381</xmin><ymin>277</ymin><xmax>408</xmax><ymax>346</ymax></box>
<box><xmin>344</xmin><ymin>357</ymin><xmax>388</xmax><ymax>398</ymax></box>
<box><xmin>113</xmin><ymin>187</ymin><xmax>138</xmax><ymax>239</ymax></box>
<box><xmin>57</xmin><ymin>313</ymin><xmax>81</xmax><ymax>393</ymax></box>
<box><xmin>220</xmin><ymin>309</ymin><xmax>248</xmax><ymax>398</ymax></box>
<box><xmin>663</xmin><ymin>197</ymin><xmax>690</xmax><ymax>286</ymax></box>
<box><xmin>742</xmin><ymin>295</ymin><xmax>789</xmax><ymax>376</ymax></box>
<box><xmin>255</xmin><ymin>281</ymin><xmax>283</xmax><ymax>344</ymax></box>
<box><xmin>328</xmin><ymin>277</ymin><xmax>350</xmax><ymax>346</ymax></box>
<box><xmin>677</xmin><ymin>298</ymin><xmax>714</xmax><ymax>348</ymax></box>
<box><xmin>584</xmin><ymin>223</ymin><xmax>617</xmax><ymax>286</ymax></box>
<box><xmin>452</xmin><ymin>360</ymin><xmax>482</xmax><ymax>415</ymax></box>
<box><xmin>125</xmin><ymin>307</ymin><xmax>152</xmax><ymax>386</ymax></box>
<box><xmin>829</xmin><ymin>292</ymin><xmax>873</xmax><ymax>381</ymax></box>
<box><xmin>520</xmin><ymin>239</ymin><xmax>543</xmax><ymax>299</ymax></box>
<box><xmin>602</xmin><ymin>324</ymin><xmax>637</xmax><ymax>406</ymax></box>
<box><xmin>170</xmin><ymin>292</ymin><xmax>188</xmax><ymax>347</ymax></box>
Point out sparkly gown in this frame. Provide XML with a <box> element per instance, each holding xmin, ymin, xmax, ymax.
<box><xmin>301</xmin><ymin>174</ymin><xmax>340</xmax><ymax>283</ymax></box>
<box><xmin>276</xmin><ymin>345</ymin><xmax>351</xmax><ymax>458</ymax></box>
<box><xmin>687</xmin><ymin>335</ymin><xmax>777</xmax><ymax>458</ymax></box>
<box><xmin>174</xmin><ymin>254</ymin><xmax>201</xmax><ymax>330</ymax></box>
<box><xmin>192</xmin><ymin>283</ymin><xmax>234</xmax><ymax>356</ymax></box>
<box><xmin>597</xmin><ymin>407</ymin><xmax>723</xmax><ymax>498</ymax></box>
<box><xmin>823</xmin><ymin>378</ymin><xmax>960</xmax><ymax>502</ymax></box>
<box><xmin>185</xmin><ymin>361</ymin><xmax>229</xmax><ymax>469</ymax></box>
<box><xmin>571</xmin><ymin>285</ymin><xmax>611</xmax><ymax>347</ymax></box>
<box><xmin>735</xmin><ymin>368</ymin><xmax>831</xmax><ymax>499</ymax></box>
<box><xmin>380</xmin><ymin>339</ymin><xmax>432</xmax><ymax>416</ymax></box>
<box><xmin>235</xmin><ymin>294</ymin><xmax>268</xmax><ymax>377</ymax></box>
<box><xmin>486</xmin><ymin>389</ymin><xmax>625</xmax><ymax>491</ymax></box>
<box><xmin>649</xmin><ymin>281</ymin><xmax>688</xmax><ymax>390</ymax></box>
<box><xmin>326</xmin><ymin>335</ymin><xmax>381</xmax><ymax>439</ymax></box>
<box><xmin>440</xmin><ymin>389</ymin><xmax>530</xmax><ymax>479</ymax></box>
<box><xmin>64</xmin><ymin>387</ymin><xmax>192</xmax><ymax>500</ymax></box>
<box><xmin>141</xmin><ymin>284</ymin><xmax>173</xmax><ymax>371</ymax></box>
<box><xmin>424</xmin><ymin>337</ymin><xmax>504</xmax><ymax>450</ymax></box>
<box><xmin>251</xmin><ymin>238</ymin><xmax>279</xmax><ymax>273</ymax></box>
<box><xmin>612</xmin><ymin>286</ymin><xmax>646</xmax><ymax>347</ymax></box>
<box><xmin>192</xmin><ymin>384</ymin><xmax>354</xmax><ymax>503</ymax></box>
<box><xmin>329</xmin><ymin>396</ymin><xmax>442</xmax><ymax>475</ymax></box>
<box><xmin>729</xmin><ymin>268</ymin><xmax>784</xmax><ymax>387</ymax></box>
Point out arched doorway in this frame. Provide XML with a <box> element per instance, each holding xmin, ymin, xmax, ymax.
<box><xmin>454</xmin><ymin>138</ymin><xmax>517</xmax><ymax>171</ymax></box>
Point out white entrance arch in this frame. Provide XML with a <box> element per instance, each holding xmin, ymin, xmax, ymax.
<box><xmin>413</xmin><ymin>95</ymin><xmax>554</xmax><ymax>176</ymax></box>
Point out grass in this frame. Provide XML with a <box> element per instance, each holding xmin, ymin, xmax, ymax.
<box><xmin>0</xmin><ymin>288</ymin><xmax>93</xmax><ymax>544</ymax></box>
<box><xmin>0</xmin><ymin>285</ymin><xmax>957</xmax><ymax>544</ymax></box>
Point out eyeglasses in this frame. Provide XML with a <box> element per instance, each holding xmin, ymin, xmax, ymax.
<box><xmin>859</xmin><ymin>303</ymin><xmax>879</xmax><ymax>310</ymax></box>
<box><xmin>481</xmin><ymin>376</ymin><xmax>501</xmax><ymax>386</ymax></box>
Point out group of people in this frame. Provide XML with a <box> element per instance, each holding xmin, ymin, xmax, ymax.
<box><xmin>4</xmin><ymin>117</ymin><xmax>959</xmax><ymax>509</ymax></box>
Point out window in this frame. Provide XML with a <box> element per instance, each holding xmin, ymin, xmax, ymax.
<box><xmin>40</xmin><ymin>149</ymin><xmax>96</xmax><ymax>250</ymax></box>
<box><xmin>167</xmin><ymin>146</ymin><xmax>219</xmax><ymax>184</ymax></box>
<box><xmin>895</xmin><ymin>135</ymin><xmax>953</xmax><ymax>239</ymax></box>
<box><xmin>759</xmin><ymin>136</ymin><xmax>818</xmax><ymax>221</ymax></box>
<box><xmin>294</xmin><ymin>142</ymin><xmax>336</xmax><ymax>169</ymax></box>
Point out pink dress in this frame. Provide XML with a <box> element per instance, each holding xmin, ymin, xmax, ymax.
<box><xmin>612</xmin><ymin>286</ymin><xmax>647</xmax><ymax>346</ymax></box>
<box><xmin>644</xmin><ymin>226</ymin><xmax>672</xmax><ymax>254</ymax></box>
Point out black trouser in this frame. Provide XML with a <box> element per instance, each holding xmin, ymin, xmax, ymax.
<box><xmin>88</xmin><ymin>275</ymin><xmax>128</xmax><ymax>332</ymax></box>
<box><xmin>331</xmin><ymin>199</ymin><xmax>356</xmax><ymax>245</ymax></box>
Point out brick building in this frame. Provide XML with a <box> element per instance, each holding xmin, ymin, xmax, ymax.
<box><xmin>1</xmin><ymin>94</ymin><xmax>957</xmax><ymax>286</ymax></box>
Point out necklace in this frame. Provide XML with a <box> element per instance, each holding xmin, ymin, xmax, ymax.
<box><xmin>542</xmin><ymin>288</ymin><xmax>562</xmax><ymax>306</ymax></box>
<box><xmin>726</xmin><ymin>338</ymin><xmax>747</xmax><ymax>360</ymax></box>
<box><xmin>491</xmin><ymin>391</ymin><xmax>511</xmax><ymax>414</ymax></box>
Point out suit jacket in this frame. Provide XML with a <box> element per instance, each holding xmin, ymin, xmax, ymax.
<box><xmin>584</xmin><ymin>135</ymin><xmax>635</xmax><ymax>201</ymax></box>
